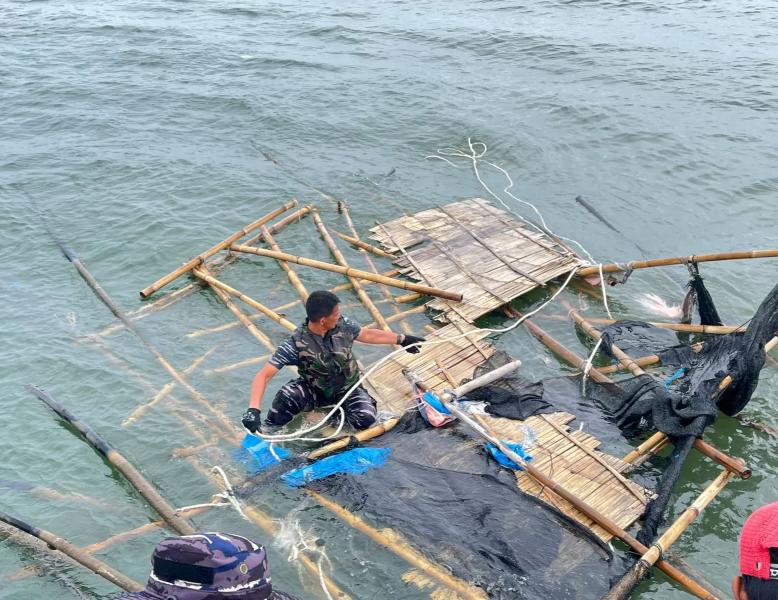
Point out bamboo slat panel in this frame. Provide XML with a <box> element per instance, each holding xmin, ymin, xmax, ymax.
<box><xmin>363</xmin><ymin>321</ymin><xmax>495</xmax><ymax>414</ymax></box>
<box><xmin>486</xmin><ymin>413</ymin><xmax>653</xmax><ymax>542</ymax></box>
<box><xmin>369</xmin><ymin>199</ymin><xmax>580</xmax><ymax>323</ymax></box>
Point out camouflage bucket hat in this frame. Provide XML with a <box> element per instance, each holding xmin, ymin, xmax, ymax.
<box><xmin>114</xmin><ymin>533</ymin><xmax>281</xmax><ymax>600</ymax></box>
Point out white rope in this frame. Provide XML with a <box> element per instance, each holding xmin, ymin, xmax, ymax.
<box><xmin>276</xmin><ymin>514</ymin><xmax>334</xmax><ymax>600</ymax></box>
<box><xmin>178</xmin><ymin>467</ymin><xmax>250</xmax><ymax>520</ymax></box>
<box><xmin>581</xmin><ymin>338</ymin><xmax>604</xmax><ymax>396</ymax></box>
<box><xmin>257</xmin><ymin>266</ymin><xmax>581</xmax><ymax>443</ymax></box>
<box><xmin>599</xmin><ymin>263</ymin><xmax>613</xmax><ymax>319</ymax></box>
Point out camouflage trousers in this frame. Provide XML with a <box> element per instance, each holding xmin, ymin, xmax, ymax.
<box><xmin>266</xmin><ymin>378</ymin><xmax>377</xmax><ymax>430</ymax></box>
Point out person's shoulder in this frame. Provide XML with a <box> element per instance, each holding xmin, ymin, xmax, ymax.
<box><xmin>339</xmin><ymin>315</ymin><xmax>362</xmax><ymax>336</ymax></box>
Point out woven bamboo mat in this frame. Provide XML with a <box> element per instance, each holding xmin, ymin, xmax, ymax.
<box><xmin>363</xmin><ymin>320</ymin><xmax>495</xmax><ymax>414</ymax></box>
<box><xmin>486</xmin><ymin>412</ymin><xmax>654</xmax><ymax>542</ymax></box>
<box><xmin>369</xmin><ymin>198</ymin><xmax>581</xmax><ymax>323</ymax></box>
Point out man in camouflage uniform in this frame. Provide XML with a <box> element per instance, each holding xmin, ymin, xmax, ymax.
<box><xmin>114</xmin><ymin>532</ymin><xmax>298</xmax><ymax>600</ymax></box>
<box><xmin>242</xmin><ymin>290</ymin><xmax>424</xmax><ymax>434</ymax></box>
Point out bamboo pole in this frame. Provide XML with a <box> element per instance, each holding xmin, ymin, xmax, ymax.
<box><xmin>624</xmin><ymin>431</ymin><xmax>667</xmax><ymax>464</ymax></box>
<box><xmin>394</xmin><ymin>292</ymin><xmax>423</xmax><ymax>303</ymax></box>
<box><xmin>308</xmin><ymin>417</ymin><xmax>402</xmax><ymax>459</ymax></box>
<box><xmin>193</xmin><ymin>266</ymin><xmax>279</xmax><ymax>348</ymax></box>
<box><xmin>603</xmin><ymin>470</ymin><xmax>734</xmax><ymax>600</ymax></box>
<box><xmin>230</xmin><ymin>243</ymin><xmax>463</xmax><ymax>302</ymax></box>
<box><xmin>339</xmin><ymin>202</ymin><xmax>413</xmax><ymax>336</ymax></box>
<box><xmin>0</xmin><ymin>479</ymin><xmax>119</xmax><ymax>513</ymax></box>
<box><xmin>535</xmin><ymin>314</ymin><xmax>744</xmax><ymax>335</ymax></box>
<box><xmin>310</xmin><ymin>209</ymin><xmax>393</xmax><ymax>337</ymax></box>
<box><xmin>191</xmin><ymin>268</ymin><xmax>296</xmax><ymax>332</ymax></box>
<box><xmin>27</xmin><ymin>385</ymin><xmax>196</xmax><ymax>536</ymax></box>
<box><xmin>410</xmin><ymin>382</ymin><xmax>719</xmax><ymax>600</ymax></box>
<box><xmin>260</xmin><ymin>225</ymin><xmax>309</xmax><ymax>302</ymax></box>
<box><xmin>127</xmin><ymin>205</ymin><xmax>313</xmax><ymax>318</ymax></box>
<box><xmin>577</xmin><ymin>249</ymin><xmax>778</xmax><ymax>278</ymax></box>
<box><xmin>334</xmin><ymin>230</ymin><xmax>397</xmax><ymax>258</ymax></box>
<box><xmin>0</xmin><ymin>509</ymin><xmax>144</xmax><ymax>592</ymax></box>
<box><xmin>122</xmin><ymin>346</ymin><xmax>218</xmax><ymax>427</ymax></box>
<box><xmin>140</xmin><ymin>200</ymin><xmax>298</xmax><ymax>298</ymax></box>
<box><xmin>306</xmin><ymin>490</ymin><xmax>488</xmax><ymax>600</ymax></box>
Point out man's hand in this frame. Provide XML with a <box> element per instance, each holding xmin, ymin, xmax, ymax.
<box><xmin>242</xmin><ymin>408</ymin><xmax>262</xmax><ymax>434</ymax></box>
<box><xmin>400</xmin><ymin>334</ymin><xmax>426</xmax><ymax>354</ymax></box>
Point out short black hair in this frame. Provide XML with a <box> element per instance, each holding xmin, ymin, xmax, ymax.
<box><xmin>743</xmin><ymin>548</ymin><xmax>778</xmax><ymax>600</ymax></box>
<box><xmin>306</xmin><ymin>290</ymin><xmax>340</xmax><ymax>322</ymax></box>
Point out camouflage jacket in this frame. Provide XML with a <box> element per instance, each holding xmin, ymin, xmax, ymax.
<box><xmin>292</xmin><ymin>316</ymin><xmax>360</xmax><ymax>403</ymax></box>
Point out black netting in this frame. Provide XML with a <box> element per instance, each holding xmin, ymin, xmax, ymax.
<box><xmin>687</xmin><ymin>264</ymin><xmax>724</xmax><ymax>326</ymax></box>
<box><xmin>306</xmin><ymin>411</ymin><xmax>627</xmax><ymax>599</ymax></box>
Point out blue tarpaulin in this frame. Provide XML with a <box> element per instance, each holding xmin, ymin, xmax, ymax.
<box><xmin>238</xmin><ymin>434</ymin><xmax>292</xmax><ymax>473</ymax></box>
<box><xmin>282</xmin><ymin>447</ymin><xmax>391</xmax><ymax>488</ymax></box>
<box><xmin>487</xmin><ymin>442</ymin><xmax>532</xmax><ymax>470</ymax></box>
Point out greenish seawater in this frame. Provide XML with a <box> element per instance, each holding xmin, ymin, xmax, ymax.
<box><xmin>1</xmin><ymin>1</ymin><xmax>777</xmax><ymax>598</ymax></box>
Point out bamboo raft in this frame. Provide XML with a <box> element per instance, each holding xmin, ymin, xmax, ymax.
<box><xmin>13</xmin><ymin>194</ymin><xmax>776</xmax><ymax>600</ymax></box>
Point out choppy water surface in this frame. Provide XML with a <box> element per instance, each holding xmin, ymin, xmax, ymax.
<box><xmin>2</xmin><ymin>0</ymin><xmax>778</xmax><ymax>598</ymax></box>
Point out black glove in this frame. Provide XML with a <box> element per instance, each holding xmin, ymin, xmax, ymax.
<box><xmin>242</xmin><ymin>408</ymin><xmax>262</xmax><ymax>434</ymax></box>
<box><xmin>400</xmin><ymin>334</ymin><xmax>425</xmax><ymax>354</ymax></box>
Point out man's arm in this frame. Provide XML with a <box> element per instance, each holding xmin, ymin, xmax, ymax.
<box><xmin>357</xmin><ymin>328</ymin><xmax>403</xmax><ymax>345</ymax></box>
<box><xmin>249</xmin><ymin>363</ymin><xmax>280</xmax><ymax>410</ymax></box>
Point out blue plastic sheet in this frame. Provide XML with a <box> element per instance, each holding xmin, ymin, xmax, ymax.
<box><xmin>283</xmin><ymin>447</ymin><xmax>391</xmax><ymax>488</ymax></box>
<box><xmin>487</xmin><ymin>442</ymin><xmax>532</xmax><ymax>471</ymax></box>
<box><xmin>238</xmin><ymin>434</ymin><xmax>292</xmax><ymax>473</ymax></box>
<box><xmin>422</xmin><ymin>391</ymin><xmax>451</xmax><ymax>415</ymax></box>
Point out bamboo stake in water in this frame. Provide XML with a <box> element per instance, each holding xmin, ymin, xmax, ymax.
<box><xmin>603</xmin><ymin>470</ymin><xmax>734</xmax><ymax>600</ymax></box>
<box><xmin>140</xmin><ymin>200</ymin><xmax>298</xmax><ymax>298</ymax></box>
<box><xmin>535</xmin><ymin>314</ymin><xmax>744</xmax><ymax>335</ymax></box>
<box><xmin>0</xmin><ymin>510</ymin><xmax>144</xmax><ymax>592</ymax></box>
<box><xmin>333</xmin><ymin>230</ymin><xmax>397</xmax><ymax>258</ymax></box>
<box><xmin>27</xmin><ymin>385</ymin><xmax>196</xmax><ymax>536</ymax></box>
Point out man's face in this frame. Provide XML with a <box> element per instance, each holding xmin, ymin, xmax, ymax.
<box><xmin>318</xmin><ymin>304</ymin><xmax>340</xmax><ymax>332</ymax></box>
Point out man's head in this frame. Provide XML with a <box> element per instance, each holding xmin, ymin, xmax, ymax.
<box><xmin>733</xmin><ymin>502</ymin><xmax>778</xmax><ymax>600</ymax></box>
<box><xmin>113</xmin><ymin>532</ymin><xmax>282</xmax><ymax>599</ymax></box>
<box><xmin>306</xmin><ymin>290</ymin><xmax>340</xmax><ymax>331</ymax></box>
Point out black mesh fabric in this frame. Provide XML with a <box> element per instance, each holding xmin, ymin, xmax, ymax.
<box><xmin>306</xmin><ymin>411</ymin><xmax>627</xmax><ymax>599</ymax></box>
<box><xmin>687</xmin><ymin>264</ymin><xmax>724</xmax><ymax>326</ymax></box>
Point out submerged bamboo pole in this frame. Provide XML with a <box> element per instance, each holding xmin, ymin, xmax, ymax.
<box><xmin>27</xmin><ymin>386</ymin><xmax>196</xmax><ymax>536</ymax></box>
<box><xmin>339</xmin><ymin>203</ymin><xmax>412</xmax><ymax>335</ymax></box>
<box><xmin>193</xmin><ymin>266</ymin><xmax>279</xmax><ymax>348</ymax></box>
<box><xmin>603</xmin><ymin>470</ymin><xmax>734</xmax><ymax>600</ymax></box>
<box><xmin>577</xmin><ymin>248</ymin><xmax>778</xmax><ymax>278</ymax></box>
<box><xmin>122</xmin><ymin>345</ymin><xmax>218</xmax><ymax>427</ymax></box>
<box><xmin>362</xmin><ymin>305</ymin><xmax>427</xmax><ymax>328</ymax></box>
<box><xmin>140</xmin><ymin>200</ymin><xmax>298</xmax><ymax>298</ymax></box>
<box><xmin>191</xmin><ymin>268</ymin><xmax>296</xmax><ymax>332</ymax></box>
<box><xmin>0</xmin><ymin>510</ymin><xmax>144</xmax><ymax>592</ymax></box>
<box><xmin>203</xmin><ymin>354</ymin><xmax>272</xmax><ymax>376</ymax></box>
<box><xmin>0</xmin><ymin>479</ymin><xmax>118</xmax><ymax>513</ymax></box>
<box><xmin>260</xmin><ymin>225</ymin><xmax>309</xmax><ymax>302</ymax></box>
<box><xmin>230</xmin><ymin>243</ymin><xmax>463</xmax><ymax>302</ymax></box>
<box><xmin>409</xmin><ymin>377</ymin><xmax>718</xmax><ymax>600</ymax></box>
<box><xmin>334</xmin><ymin>230</ymin><xmax>397</xmax><ymax>259</ymax></box>
<box><xmin>535</xmin><ymin>314</ymin><xmax>744</xmax><ymax>335</ymax></box>
<box><xmin>45</xmin><ymin>228</ymin><xmax>237</xmax><ymax>438</ymax></box>
<box><xmin>306</xmin><ymin>490</ymin><xmax>487</xmax><ymax>600</ymax></box>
